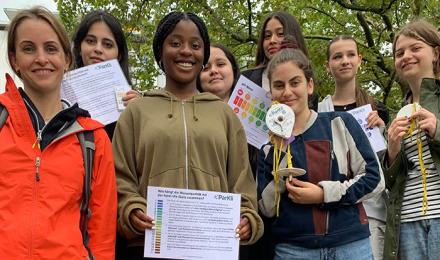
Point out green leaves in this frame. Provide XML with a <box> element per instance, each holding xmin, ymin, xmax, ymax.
<box><xmin>57</xmin><ymin>0</ymin><xmax>440</xmax><ymax>113</ymax></box>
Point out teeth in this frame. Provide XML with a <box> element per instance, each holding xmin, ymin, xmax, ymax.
<box><xmin>34</xmin><ymin>69</ymin><xmax>52</xmax><ymax>75</ymax></box>
<box><xmin>177</xmin><ymin>62</ymin><xmax>193</xmax><ymax>68</ymax></box>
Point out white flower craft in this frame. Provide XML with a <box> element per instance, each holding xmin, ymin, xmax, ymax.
<box><xmin>265</xmin><ymin>102</ymin><xmax>306</xmax><ymax>216</ymax></box>
<box><xmin>265</xmin><ymin>103</ymin><xmax>295</xmax><ymax>139</ymax></box>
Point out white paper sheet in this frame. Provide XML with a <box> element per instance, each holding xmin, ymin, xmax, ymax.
<box><xmin>227</xmin><ymin>75</ymin><xmax>272</xmax><ymax>149</ymax></box>
<box><xmin>144</xmin><ymin>186</ymin><xmax>241</xmax><ymax>260</ymax></box>
<box><xmin>347</xmin><ymin>104</ymin><xmax>387</xmax><ymax>152</ymax></box>
<box><xmin>61</xmin><ymin>59</ymin><xmax>131</xmax><ymax>125</ymax></box>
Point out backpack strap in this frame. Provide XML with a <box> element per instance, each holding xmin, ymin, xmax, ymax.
<box><xmin>0</xmin><ymin>104</ymin><xmax>8</xmax><ymax>130</ymax></box>
<box><xmin>77</xmin><ymin>130</ymin><xmax>95</xmax><ymax>260</ymax></box>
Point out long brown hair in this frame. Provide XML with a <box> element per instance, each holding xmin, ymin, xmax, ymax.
<box><xmin>327</xmin><ymin>35</ymin><xmax>376</xmax><ymax>109</ymax></box>
<box><xmin>255</xmin><ymin>12</ymin><xmax>308</xmax><ymax>67</ymax></box>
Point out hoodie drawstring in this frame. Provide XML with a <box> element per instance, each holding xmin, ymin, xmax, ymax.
<box><xmin>192</xmin><ymin>96</ymin><xmax>198</xmax><ymax>121</ymax></box>
<box><xmin>167</xmin><ymin>93</ymin><xmax>199</xmax><ymax>121</ymax></box>
<box><xmin>168</xmin><ymin>95</ymin><xmax>174</xmax><ymax>118</ymax></box>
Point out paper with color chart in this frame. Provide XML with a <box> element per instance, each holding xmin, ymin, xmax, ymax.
<box><xmin>347</xmin><ymin>104</ymin><xmax>387</xmax><ymax>152</ymax></box>
<box><xmin>61</xmin><ymin>59</ymin><xmax>131</xmax><ymax>125</ymax></box>
<box><xmin>144</xmin><ymin>186</ymin><xmax>241</xmax><ymax>260</ymax></box>
<box><xmin>228</xmin><ymin>75</ymin><xmax>272</xmax><ymax>149</ymax></box>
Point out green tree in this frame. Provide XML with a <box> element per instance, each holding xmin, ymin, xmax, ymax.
<box><xmin>56</xmin><ymin>0</ymin><xmax>440</xmax><ymax>114</ymax></box>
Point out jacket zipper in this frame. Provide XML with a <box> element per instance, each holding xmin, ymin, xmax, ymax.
<box><xmin>35</xmin><ymin>156</ymin><xmax>41</xmax><ymax>182</ymax></box>
<box><xmin>325</xmin><ymin>141</ymin><xmax>334</xmax><ymax>234</ymax></box>
<box><xmin>182</xmin><ymin>101</ymin><xmax>189</xmax><ymax>189</ymax></box>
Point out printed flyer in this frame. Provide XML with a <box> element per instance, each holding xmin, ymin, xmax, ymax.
<box><xmin>227</xmin><ymin>75</ymin><xmax>272</xmax><ymax>149</ymax></box>
<box><xmin>144</xmin><ymin>187</ymin><xmax>241</xmax><ymax>260</ymax></box>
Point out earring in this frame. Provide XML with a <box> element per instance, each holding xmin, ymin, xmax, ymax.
<box><xmin>201</xmin><ymin>64</ymin><xmax>205</xmax><ymax>72</ymax></box>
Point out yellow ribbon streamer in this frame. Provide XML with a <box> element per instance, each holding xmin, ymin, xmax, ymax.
<box><xmin>271</xmin><ymin>135</ymin><xmax>294</xmax><ymax>217</ymax></box>
<box><xmin>407</xmin><ymin>103</ymin><xmax>428</xmax><ymax>214</ymax></box>
<box><xmin>269</xmin><ymin>100</ymin><xmax>295</xmax><ymax>217</ymax></box>
<box><xmin>272</xmin><ymin>137</ymin><xmax>282</xmax><ymax>217</ymax></box>
<box><xmin>287</xmin><ymin>144</ymin><xmax>293</xmax><ymax>169</ymax></box>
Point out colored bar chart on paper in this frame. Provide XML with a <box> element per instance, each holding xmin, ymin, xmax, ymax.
<box><xmin>154</xmin><ymin>200</ymin><xmax>163</xmax><ymax>254</ymax></box>
<box><xmin>228</xmin><ymin>75</ymin><xmax>272</xmax><ymax>149</ymax></box>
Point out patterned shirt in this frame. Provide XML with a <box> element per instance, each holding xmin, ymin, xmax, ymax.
<box><xmin>401</xmin><ymin>127</ymin><xmax>440</xmax><ymax>222</ymax></box>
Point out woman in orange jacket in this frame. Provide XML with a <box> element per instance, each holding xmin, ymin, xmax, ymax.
<box><xmin>0</xmin><ymin>7</ymin><xmax>117</xmax><ymax>259</ymax></box>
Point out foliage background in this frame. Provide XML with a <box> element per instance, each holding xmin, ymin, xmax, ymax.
<box><xmin>56</xmin><ymin>0</ymin><xmax>440</xmax><ymax>115</ymax></box>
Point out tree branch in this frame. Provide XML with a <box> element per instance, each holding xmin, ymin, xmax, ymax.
<box><xmin>304</xmin><ymin>35</ymin><xmax>334</xmax><ymax>41</ymax></box>
<box><xmin>126</xmin><ymin>0</ymin><xmax>148</xmax><ymax>40</ymax></box>
<box><xmin>304</xmin><ymin>6</ymin><xmax>346</xmax><ymax>28</ymax></box>
<box><xmin>380</xmin><ymin>13</ymin><xmax>394</xmax><ymax>41</ymax></box>
<box><xmin>356</xmin><ymin>12</ymin><xmax>391</xmax><ymax>74</ymax></box>
<box><xmin>194</xmin><ymin>0</ymin><xmax>253</xmax><ymax>43</ymax></box>
<box><xmin>382</xmin><ymin>69</ymin><xmax>396</xmax><ymax>103</ymax></box>
<box><xmin>356</xmin><ymin>12</ymin><xmax>374</xmax><ymax>47</ymax></box>
<box><xmin>331</xmin><ymin>0</ymin><xmax>398</xmax><ymax>15</ymax></box>
<box><xmin>247</xmin><ymin>0</ymin><xmax>252</xmax><ymax>40</ymax></box>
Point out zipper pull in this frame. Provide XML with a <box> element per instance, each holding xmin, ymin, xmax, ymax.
<box><xmin>35</xmin><ymin>156</ymin><xmax>41</xmax><ymax>181</ymax></box>
<box><xmin>32</xmin><ymin>130</ymin><xmax>42</xmax><ymax>150</ymax></box>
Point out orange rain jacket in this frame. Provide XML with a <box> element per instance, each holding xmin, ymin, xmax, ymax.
<box><xmin>0</xmin><ymin>75</ymin><xmax>117</xmax><ymax>259</ymax></box>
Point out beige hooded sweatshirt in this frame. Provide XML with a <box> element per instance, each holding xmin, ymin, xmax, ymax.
<box><xmin>113</xmin><ymin>89</ymin><xmax>263</xmax><ymax>246</ymax></box>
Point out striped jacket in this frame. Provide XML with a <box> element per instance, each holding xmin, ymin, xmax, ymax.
<box><xmin>257</xmin><ymin>110</ymin><xmax>384</xmax><ymax>248</ymax></box>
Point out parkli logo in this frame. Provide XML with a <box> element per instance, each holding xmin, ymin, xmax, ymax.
<box><xmin>214</xmin><ymin>194</ymin><xmax>234</xmax><ymax>201</ymax></box>
<box><xmin>95</xmin><ymin>62</ymin><xmax>112</xmax><ymax>70</ymax></box>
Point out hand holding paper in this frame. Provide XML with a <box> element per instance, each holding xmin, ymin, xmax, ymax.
<box><xmin>130</xmin><ymin>209</ymin><xmax>155</xmax><ymax>231</ymax></box>
<box><xmin>235</xmin><ymin>216</ymin><xmax>251</xmax><ymax>241</ymax></box>
<box><xmin>347</xmin><ymin>104</ymin><xmax>386</xmax><ymax>152</ymax></box>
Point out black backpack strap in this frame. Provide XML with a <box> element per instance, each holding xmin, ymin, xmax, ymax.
<box><xmin>77</xmin><ymin>130</ymin><xmax>95</xmax><ymax>260</ymax></box>
<box><xmin>0</xmin><ymin>104</ymin><xmax>8</xmax><ymax>130</ymax></box>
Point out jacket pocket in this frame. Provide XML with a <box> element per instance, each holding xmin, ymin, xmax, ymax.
<box><xmin>148</xmin><ymin>167</ymin><xmax>186</xmax><ymax>189</ymax></box>
<box><xmin>147</xmin><ymin>167</ymin><xmax>222</xmax><ymax>191</ymax></box>
<box><xmin>189</xmin><ymin>167</ymin><xmax>222</xmax><ymax>191</ymax></box>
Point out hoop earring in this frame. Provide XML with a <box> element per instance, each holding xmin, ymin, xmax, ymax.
<box><xmin>201</xmin><ymin>64</ymin><xmax>205</xmax><ymax>72</ymax></box>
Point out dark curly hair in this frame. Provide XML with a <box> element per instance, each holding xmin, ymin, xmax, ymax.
<box><xmin>152</xmin><ymin>11</ymin><xmax>210</xmax><ymax>71</ymax></box>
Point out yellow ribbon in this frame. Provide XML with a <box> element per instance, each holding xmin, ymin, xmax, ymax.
<box><xmin>272</xmin><ymin>137</ymin><xmax>282</xmax><ymax>217</ymax></box>
<box><xmin>271</xmin><ymin>135</ymin><xmax>294</xmax><ymax>217</ymax></box>
<box><xmin>287</xmin><ymin>144</ymin><xmax>293</xmax><ymax>169</ymax></box>
<box><xmin>407</xmin><ymin>103</ymin><xmax>428</xmax><ymax>214</ymax></box>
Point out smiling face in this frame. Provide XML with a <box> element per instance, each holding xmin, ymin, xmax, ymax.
<box><xmin>270</xmin><ymin>61</ymin><xmax>313</xmax><ymax>116</ymax></box>
<box><xmin>394</xmin><ymin>35</ymin><xmax>437</xmax><ymax>83</ymax></box>
<box><xmin>263</xmin><ymin>18</ymin><xmax>284</xmax><ymax>61</ymax></box>
<box><xmin>199</xmin><ymin>47</ymin><xmax>234</xmax><ymax>101</ymax></box>
<box><xmin>326</xmin><ymin>39</ymin><xmax>362</xmax><ymax>83</ymax></box>
<box><xmin>9</xmin><ymin>18</ymin><xmax>69</xmax><ymax>95</ymax></box>
<box><xmin>80</xmin><ymin>21</ymin><xmax>119</xmax><ymax>65</ymax></box>
<box><xmin>161</xmin><ymin>20</ymin><xmax>204</xmax><ymax>89</ymax></box>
